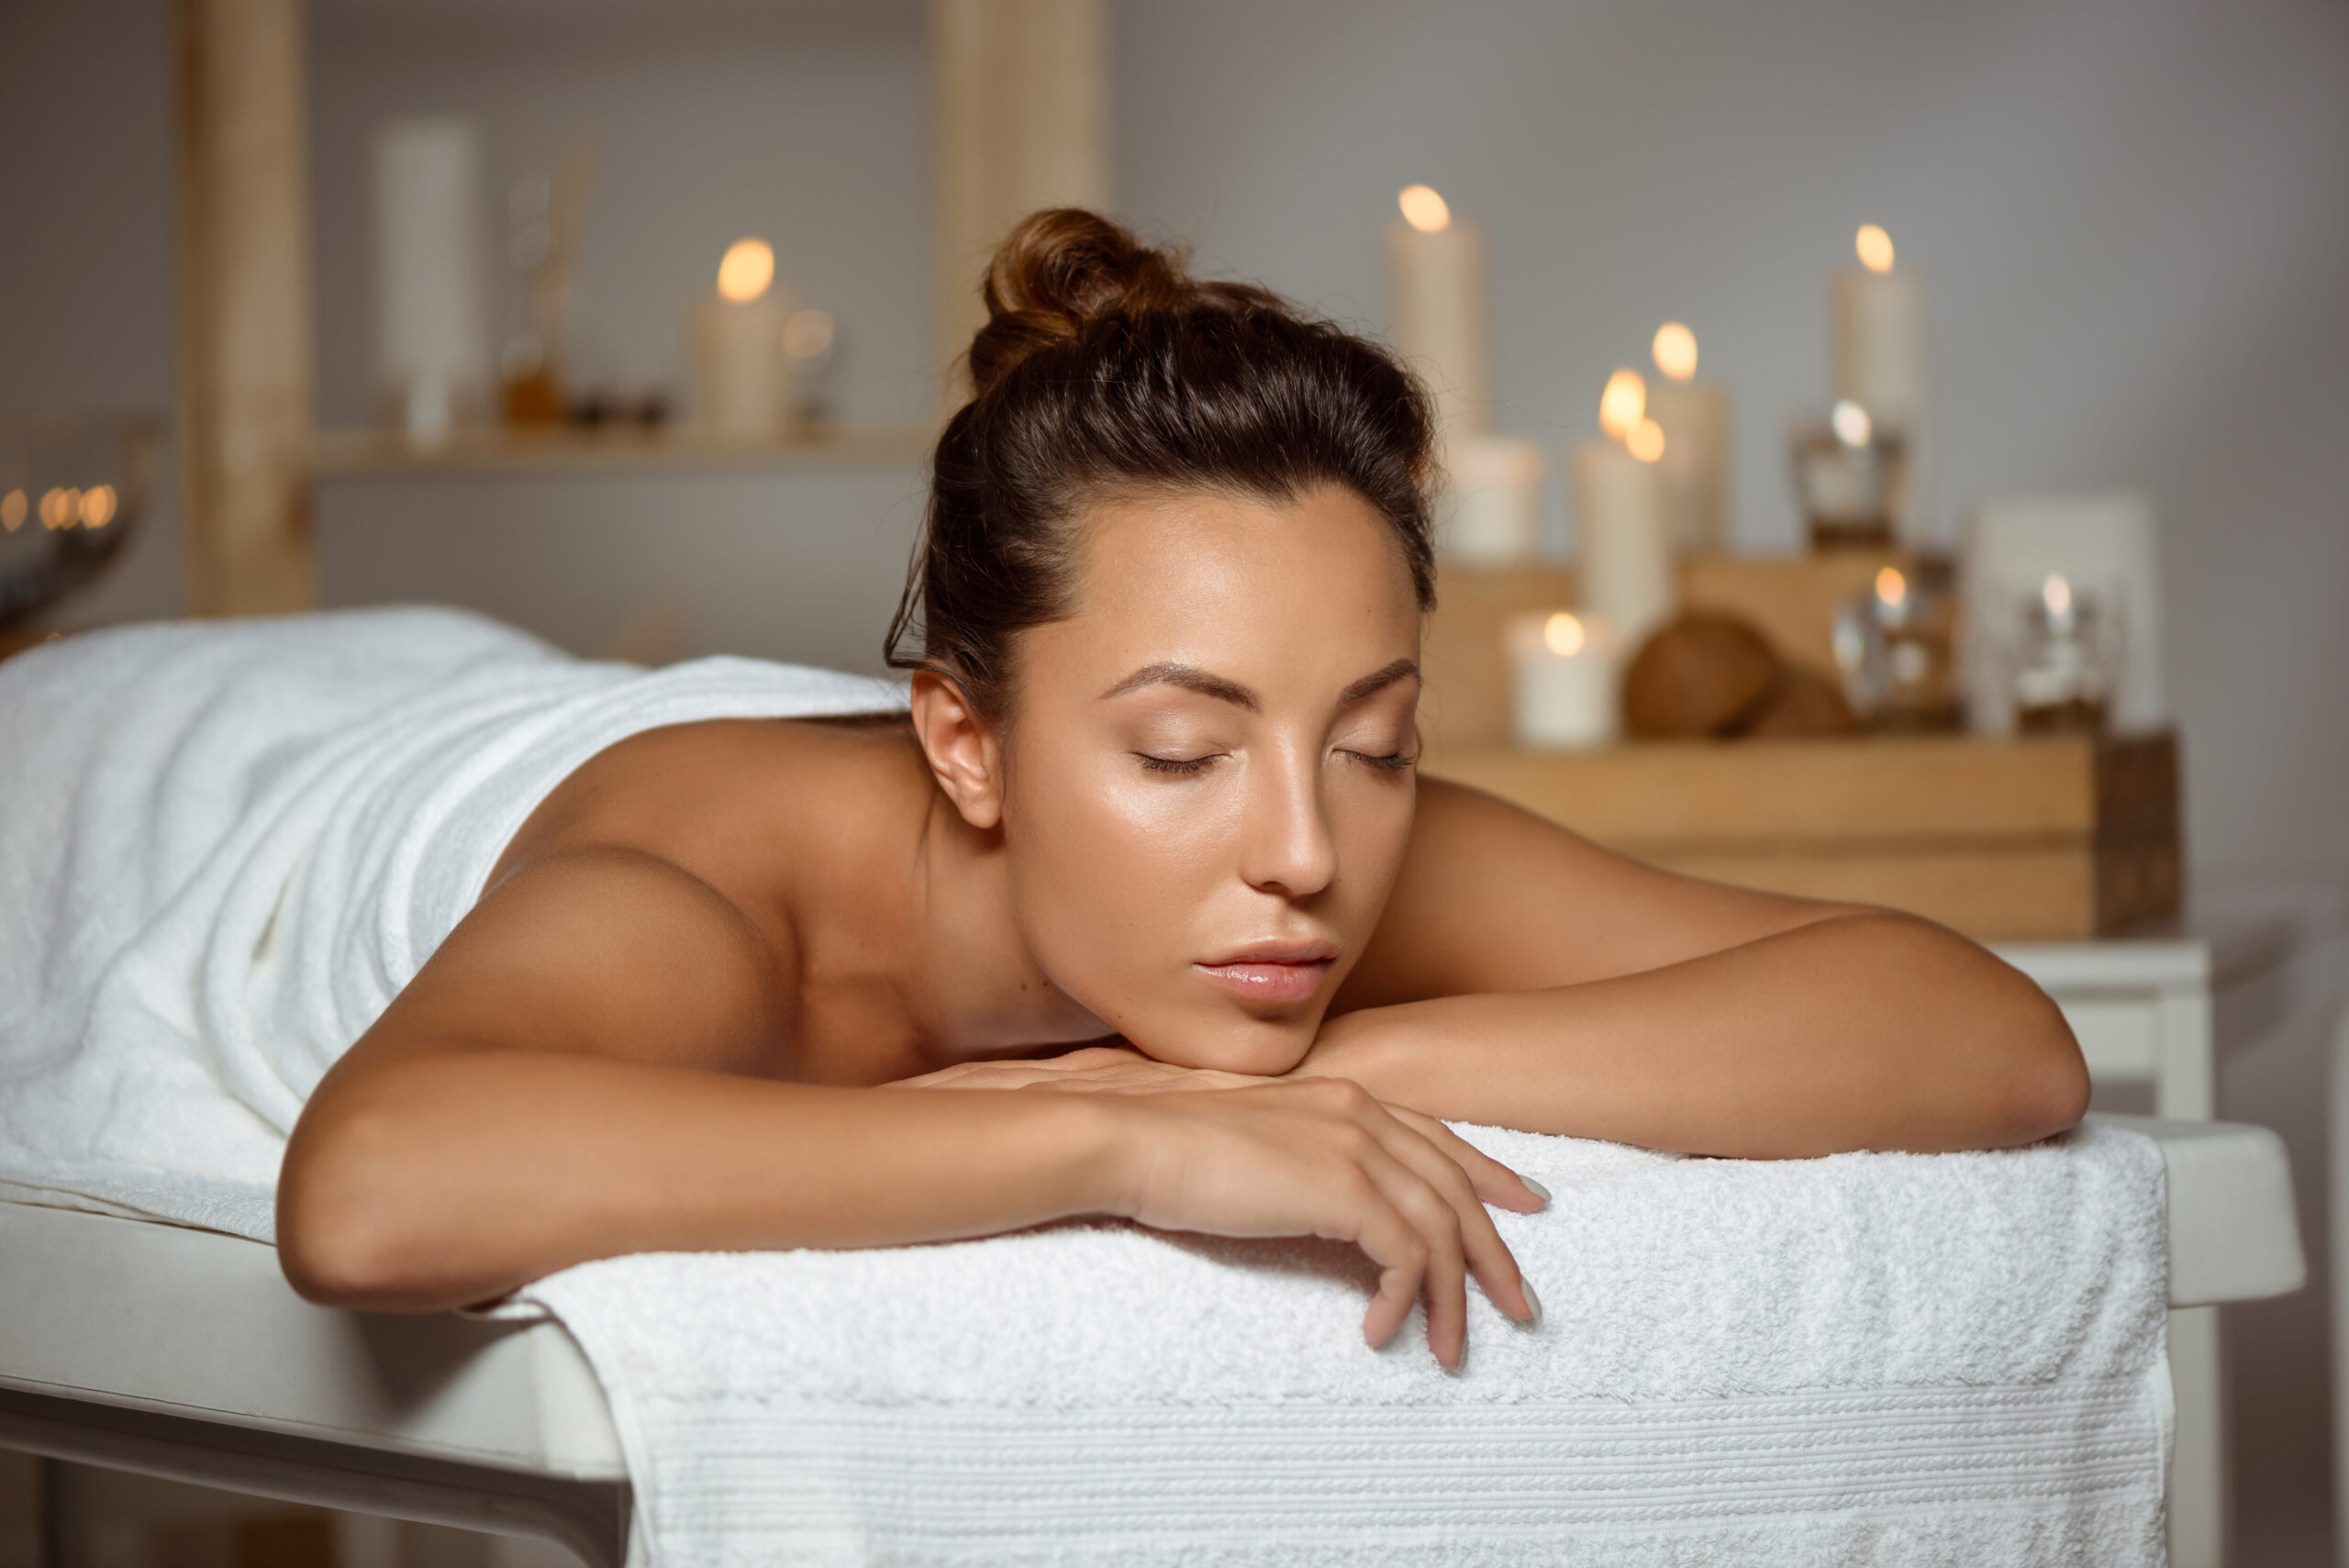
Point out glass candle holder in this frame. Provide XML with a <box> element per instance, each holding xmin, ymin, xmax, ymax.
<box><xmin>1791</xmin><ymin>399</ymin><xmax>1906</xmax><ymax>552</ymax></box>
<box><xmin>0</xmin><ymin>412</ymin><xmax>158</xmax><ymax>633</ymax></box>
<box><xmin>2009</xmin><ymin>574</ymin><xmax>2120</xmax><ymax>734</ymax></box>
<box><xmin>1831</xmin><ymin>559</ymin><xmax>1962</xmax><ymax>731</ymax></box>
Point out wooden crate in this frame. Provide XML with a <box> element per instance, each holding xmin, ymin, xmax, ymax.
<box><xmin>1430</xmin><ymin>729</ymin><xmax>2181</xmax><ymax>940</ymax></box>
<box><xmin>1422</xmin><ymin>552</ymin><xmax>1910</xmax><ymax>750</ymax></box>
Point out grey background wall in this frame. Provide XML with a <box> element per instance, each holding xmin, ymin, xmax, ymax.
<box><xmin>2</xmin><ymin>2</ymin><xmax>2344</xmax><ymax>1562</ymax></box>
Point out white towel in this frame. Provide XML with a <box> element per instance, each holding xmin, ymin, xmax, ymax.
<box><xmin>0</xmin><ymin>607</ymin><xmax>902</xmax><ymax>1241</ymax></box>
<box><xmin>517</xmin><ymin>1118</ymin><xmax>2169</xmax><ymax>1568</ymax></box>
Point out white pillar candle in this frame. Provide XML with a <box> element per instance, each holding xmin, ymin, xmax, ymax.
<box><xmin>692</xmin><ymin>238</ymin><xmax>795</xmax><ymax>438</ymax></box>
<box><xmin>1386</xmin><ymin>184</ymin><xmax>1491</xmax><ymax>440</ymax></box>
<box><xmin>373</xmin><ymin>117</ymin><xmax>489</xmax><ymax>444</ymax></box>
<box><xmin>1508</xmin><ymin>610</ymin><xmax>1620</xmax><ymax>751</ymax></box>
<box><xmin>1572</xmin><ymin>429</ymin><xmax>1674</xmax><ymax>651</ymax></box>
<box><xmin>1644</xmin><ymin>321</ymin><xmax>1731</xmax><ymax>553</ymax></box>
<box><xmin>1439</xmin><ymin>434</ymin><xmax>1545</xmax><ymax>566</ymax></box>
<box><xmin>1831</xmin><ymin>223</ymin><xmax>1930</xmax><ymax>544</ymax></box>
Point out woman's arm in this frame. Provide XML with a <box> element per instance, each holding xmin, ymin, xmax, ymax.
<box><xmin>280</xmin><ymin>847</ymin><xmax>1539</xmax><ymax>1364</ymax></box>
<box><xmin>1302</xmin><ymin>779</ymin><xmax>2088</xmax><ymax>1157</ymax></box>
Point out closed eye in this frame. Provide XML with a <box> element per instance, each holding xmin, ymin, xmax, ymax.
<box><xmin>1136</xmin><ymin>752</ymin><xmax>1223</xmax><ymax>776</ymax></box>
<box><xmin>1347</xmin><ymin>749</ymin><xmax>1417</xmax><ymax>772</ymax></box>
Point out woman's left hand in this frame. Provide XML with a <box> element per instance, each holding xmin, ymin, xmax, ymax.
<box><xmin>885</xmin><ymin>1045</ymin><xmax>1271</xmax><ymax>1095</ymax></box>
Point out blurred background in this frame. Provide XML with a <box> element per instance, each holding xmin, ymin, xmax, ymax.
<box><xmin>1</xmin><ymin>0</ymin><xmax>2343</xmax><ymax>1563</ymax></box>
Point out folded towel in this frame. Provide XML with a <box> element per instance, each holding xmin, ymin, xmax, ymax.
<box><xmin>0</xmin><ymin>608</ymin><xmax>902</xmax><ymax>1240</ymax></box>
<box><xmin>517</xmin><ymin>1118</ymin><xmax>2169</xmax><ymax>1567</ymax></box>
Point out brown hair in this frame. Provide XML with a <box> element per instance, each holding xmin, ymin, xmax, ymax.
<box><xmin>885</xmin><ymin>208</ymin><xmax>1438</xmax><ymax>720</ymax></box>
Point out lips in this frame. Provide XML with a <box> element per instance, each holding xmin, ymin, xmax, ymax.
<box><xmin>1194</xmin><ymin>940</ymin><xmax>1338</xmax><ymax>1006</ymax></box>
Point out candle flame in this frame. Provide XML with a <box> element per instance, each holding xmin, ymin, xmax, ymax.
<box><xmin>1831</xmin><ymin>399</ymin><xmax>1872</xmax><ymax>447</ymax></box>
<box><xmin>718</xmin><ymin>238</ymin><xmax>775</xmax><ymax>304</ymax></box>
<box><xmin>783</xmin><ymin>309</ymin><xmax>836</xmax><ymax>359</ymax></box>
<box><xmin>1652</xmin><ymin>321</ymin><xmax>1698</xmax><ymax>382</ymax></box>
<box><xmin>1598</xmin><ymin>368</ymin><xmax>1646</xmax><ymax>440</ymax></box>
<box><xmin>1855</xmin><ymin>223</ymin><xmax>1896</xmax><ymax>273</ymax></box>
<box><xmin>1397</xmin><ymin>184</ymin><xmax>1452</xmax><ymax>234</ymax></box>
<box><xmin>39</xmin><ymin>487</ymin><xmax>79</xmax><ymax>531</ymax></box>
<box><xmin>1876</xmin><ymin>567</ymin><xmax>1907</xmax><ymax>608</ymax></box>
<box><xmin>0</xmin><ymin>489</ymin><xmax>23</xmax><ymax>532</ymax></box>
<box><xmin>80</xmin><ymin>484</ymin><xmax>117</xmax><ymax>529</ymax></box>
<box><xmin>2043</xmin><ymin>574</ymin><xmax>2073</xmax><ymax>617</ymax></box>
<box><xmin>1627</xmin><ymin>417</ymin><xmax>1666</xmax><ymax>463</ymax></box>
<box><xmin>1542</xmin><ymin>612</ymin><xmax>1586</xmax><ymax>658</ymax></box>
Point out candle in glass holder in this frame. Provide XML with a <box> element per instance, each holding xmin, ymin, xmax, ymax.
<box><xmin>1831</xmin><ymin>562</ymin><xmax>1960</xmax><ymax>730</ymax></box>
<box><xmin>1386</xmin><ymin>184</ymin><xmax>1490</xmax><ymax>440</ymax></box>
<box><xmin>1571</xmin><ymin>369</ymin><xmax>1674</xmax><ymax>650</ymax></box>
<box><xmin>1644</xmin><ymin>321</ymin><xmax>1731</xmax><ymax>552</ymax></box>
<box><xmin>2011</xmin><ymin>573</ymin><xmax>2117</xmax><ymax>734</ymax></box>
<box><xmin>692</xmin><ymin>238</ymin><xmax>794</xmax><ymax>437</ymax></box>
<box><xmin>1440</xmin><ymin>434</ymin><xmax>1545</xmax><ymax>566</ymax></box>
<box><xmin>1508</xmin><ymin>610</ymin><xmax>1620</xmax><ymax>750</ymax></box>
<box><xmin>1792</xmin><ymin>399</ymin><xmax>1905</xmax><ymax>552</ymax></box>
<box><xmin>1831</xmin><ymin>222</ymin><xmax>1930</xmax><ymax>543</ymax></box>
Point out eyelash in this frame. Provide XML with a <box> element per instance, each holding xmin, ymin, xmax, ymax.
<box><xmin>1133</xmin><ymin>751</ymin><xmax>1416</xmax><ymax>776</ymax></box>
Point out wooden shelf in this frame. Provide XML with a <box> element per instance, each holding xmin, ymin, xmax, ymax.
<box><xmin>307</xmin><ymin>424</ymin><xmax>936</xmax><ymax>480</ymax></box>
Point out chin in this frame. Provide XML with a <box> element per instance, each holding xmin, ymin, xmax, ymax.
<box><xmin>1130</xmin><ymin>1010</ymin><xmax>1317</xmax><ymax>1077</ymax></box>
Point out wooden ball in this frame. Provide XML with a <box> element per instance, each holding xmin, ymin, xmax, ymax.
<box><xmin>1622</xmin><ymin>612</ymin><xmax>1781</xmax><ymax>739</ymax></box>
<box><xmin>1742</xmin><ymin>662</ymin><xmax>1860</xmax><ymax>738</ymax></box>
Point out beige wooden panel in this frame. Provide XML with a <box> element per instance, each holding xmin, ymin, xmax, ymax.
<box><xmin>1633</xmin><ymin>842</ymin><xmax>2102</xmax><ymax>941</ymax></box>
<box><xmin>176</xmin><ymin>0</ymin><xmax>316</xmax><ymax>616</ymax></box>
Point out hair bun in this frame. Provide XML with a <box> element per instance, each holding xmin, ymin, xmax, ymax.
<box><xmin>967</xmin><ymin>209</ymin><xmax>1199</xmax><ymax>397</ymax></box>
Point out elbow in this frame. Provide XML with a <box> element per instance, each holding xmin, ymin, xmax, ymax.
<box><xmin>277</xmin><ymin>1109</ymin><xmax>445</xmax><ymax>1311</ymax></box>
<box><xmin>1992</xmin><ymin>986</ymin><xmax>2092</xmax><ymax>1147</ymax></box>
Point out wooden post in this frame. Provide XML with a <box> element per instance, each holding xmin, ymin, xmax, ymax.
<box><xmin>927</xmin><ymin>0</ymin><xmax>1108</xmax><ymax>403</ymax></box>
<box><xmin>176</xmin><ymin>0</ymin><xmax>316</xmax><ymax>616</ymax></box>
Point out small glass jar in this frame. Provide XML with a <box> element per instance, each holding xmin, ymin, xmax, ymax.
<box><xmin>1791</xmin><ymin>400</ymin><xmax>1905</xmax><ymax>552</ymax></box>
<box><xmin>2009</xmin><ymin>575</ymin><xmax>2120</xmax><ymax>734</ymax></box>
<box><xmin>1831</xmin><ymin>557</ymin><xmax>1962</xmax><ymax>731</ymax></box>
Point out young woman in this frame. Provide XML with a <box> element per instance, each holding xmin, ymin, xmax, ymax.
<box><xmin>276</xmin><ymin>211</ymin><xmax>2087</xmax><ymax>1367</ymax></box>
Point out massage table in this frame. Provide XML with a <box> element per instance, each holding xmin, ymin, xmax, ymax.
<box><xmin>0</xmin><ymin>1115</ymin><xmax>2306</xmax><ymax>1568</ymax></box>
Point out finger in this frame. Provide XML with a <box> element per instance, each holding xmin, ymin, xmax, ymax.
<box><xmin>1355</xmin><ymin>1145</ymin><xmax>1469</xmax><ymax>1367</ymax></box>
<box><xmin>1334</xmin><ymin>1180</ymin><xmax>1430</xmax><ymax>1356</ymax></box>
<box><xmin>1385</xmin><ymin>1106</ymin><xmax>1549</xmax><ymax>1213</ymax></box>
<box><xmin>1364</xmin><ymin>1112</ymin><xmax>1537</xmax><ymax>1327</ymax></box>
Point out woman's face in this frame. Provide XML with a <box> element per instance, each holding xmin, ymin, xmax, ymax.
<box><xmin>996</xmin><ymin>484</ymin><xmax>1423</xmax><ymax>1074</ymax></box>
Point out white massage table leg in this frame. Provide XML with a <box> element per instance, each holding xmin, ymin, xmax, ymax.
<box><xmin>2166</xmin><ymin>1305</ymin><xmax>2226</xmax><ymax>1568</ymax></box>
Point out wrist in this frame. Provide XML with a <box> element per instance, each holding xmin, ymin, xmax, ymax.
<box><xmin>1053</xmin><ymin>1092</ymin><xmax>1154</xmax><ymax>1222</ymax></box>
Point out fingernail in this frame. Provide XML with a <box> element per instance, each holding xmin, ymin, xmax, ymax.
<box><xmin>1521</xmin><ymin>1175</ymin><xmax>1552</xmax><ymax>1207</ymax></box>
<box><xmin>1520</xmin><ymin>1279</ymin><xmax>1542</xmax><ymax>1326</ymax></box>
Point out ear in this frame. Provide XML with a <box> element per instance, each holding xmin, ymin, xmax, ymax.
<box><xmin>907</xmin><ymin>669</ymin><xmax>1005</xmax><ymax>830</ymax></box>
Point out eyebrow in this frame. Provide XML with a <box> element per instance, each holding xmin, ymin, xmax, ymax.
<box><xmin>1099</xmin><ymin>658</ymin><xmax>1419</xmax><ymax>713</ymax></box>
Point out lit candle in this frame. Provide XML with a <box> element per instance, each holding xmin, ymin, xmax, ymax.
<box><xmin>692</xmin><ymin>238</ymin><xmax>795</xmax><ymax>438</ymax></box>
<box><xmin>1386</xmin><ymin>184</ymin><xmax>1490</xmax><ymax>440</ymax></box>
<box><xmin>1570</xmin><ymin>369</ymin><xmax>1675</xmax><ymax>650</ymax></box>
<box><xmin>1831</xmin><ymin>223</ymin><xmax>1929</xmax><ymax>541</ymax></box>
<box><xmin>1642</xmin><ymin>321</ymin><xmax>1731</xmax><ymax>553</ymax></box>
<box><xmin>1508</xmin><ymin>610</ymin><xmax>1621</xmax><ymax>750</ymax></box>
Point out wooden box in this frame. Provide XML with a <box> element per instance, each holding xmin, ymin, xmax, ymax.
<box><xmin>1430</xmin><ymin>730</ymin><xmax>2181</xmax><ymax>941</ymax></box>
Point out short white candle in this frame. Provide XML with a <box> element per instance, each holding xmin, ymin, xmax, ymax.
<box><xmin>693</xmin><ymin>238</ymin><xmax>794</xmax><ymax>438</ymax></box>
<box><xmin>1440</xmin><ymin>434</ymin><xmax>1545</xmax><ymax>566</ymax></box>
<box><xmin>1642</xmin><ymin>321</ymin><xmax>1731</xmax><ymax>552</ymax></box>
<box><xmin>1508</xmin><ymin>610</ymin><xmax>1620</xmax><ymax>751</ymax></box>
<box><xmin>1831</xmin><ymin>223</ymin><xmax>1929</xmax><ymax>541</ymax></box>
<box><xmin>1571</xmin><ymin>369</ymin><xmax>1675</xmax><ymax>651</ymax></box>
<box><xmin>1386</xmin><ymin>184</ymin><xmax>1491</xmax><ymax>440</ymax></box>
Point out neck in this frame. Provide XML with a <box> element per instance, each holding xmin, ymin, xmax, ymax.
<box><xmin>901</xmin><ymin>784</ymin><xmax>1112</xmax><ymax>1065</ymax></box>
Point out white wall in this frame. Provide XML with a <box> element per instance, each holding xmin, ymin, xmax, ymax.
<box><xmin>1112</xmin><ymin>0</ymin><xmax>2349</xmax><ymax>884</ymax></box>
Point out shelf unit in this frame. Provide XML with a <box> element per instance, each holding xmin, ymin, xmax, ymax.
<box><xmin>307</xmin><ymin>425</ymin><xmax>935</xmax><ymax>481</ymax></box>
<box><xmin>174</xmin><ymin>0</ymin><xmax>1103</xmax><ymax>614</ymax></box>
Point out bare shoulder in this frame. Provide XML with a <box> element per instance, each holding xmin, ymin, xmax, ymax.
<box><xmin>1333</xmin><ymin>775</ymin><xmax>1866</xmax><ymax>1010</ymax></box>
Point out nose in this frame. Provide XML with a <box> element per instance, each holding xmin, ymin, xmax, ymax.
<box><xmin>1238</xmin><ymin>741</ymin><xmax>1338</xmax><ymax>899</ymax></box>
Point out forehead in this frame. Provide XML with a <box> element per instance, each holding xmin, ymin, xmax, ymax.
<box><xmin>1061</xmin><ymin>484</ymin><xmax>1419</xmax><ymax>645</ymax></box>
